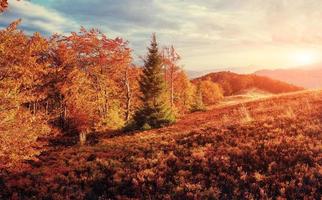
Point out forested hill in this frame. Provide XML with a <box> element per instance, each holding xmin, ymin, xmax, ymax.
<box><xmin>192</xmin><ymin>71</ymin><xmax>303</xmax><ymax>96</ymax></box>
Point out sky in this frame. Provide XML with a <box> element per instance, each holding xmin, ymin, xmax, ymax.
<box><xmin>1</xmin><ymin>0</ymin><xmax>322</xmax><ymax>73</ymax></box>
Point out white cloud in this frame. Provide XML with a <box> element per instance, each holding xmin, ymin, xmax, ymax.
<box><xmin>0</xmin><ymin>0</ymin><xmax>79</xmax><ymax>35</ymax></box>
<box><xmin>2</xmin><ymin>0</ymin><xmax>322</xmax><ymax>71</ymax></box>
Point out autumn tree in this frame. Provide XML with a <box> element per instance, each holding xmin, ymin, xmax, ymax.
<box><xmin>122</xmin><ymin>65</ymin><xmax>142</xmax><ymax>122</ymax></box>
<box><xmin>199</xmin><ymin>79</ymin><xmax>224</xmax><ymax>105</ymax></box>
<box><xmin>162</xmin><ymin>46</ymin><xmax>194</xmax><ymax>114</ymax></box>
<box><xmin>49</xmin><ymin>27</ymin><xmax>132</xmax><ymax>144</ymax></box>
<box><xmin>132</xmin><ymin>34</ymin><xmax>175</xmax><ymax>130</ymax></box>
<box><xmin>0</xmin><ymin>23</ymin><xmax>134</xmax><ymax>147</ymax></box>
<box><xmin>59</xmin><ymin>68</ymin><xmax>98</xmax><ymax>145</ymax></box>
<box><xmin>162</xmin><ymin>45</ymin><xmax>180</xmax><ymax>108</ymax></box>
<box><xmin>0</xmin><ymin>20</ymin><xmax>52</xmax><ymax>168</ymax></box>
<box><xmin>191</xmin><ymin>82</ymin><xmax>205</xmax><ymax>112</ymax></box>
<box><xmin>172</xmin><ymin>71</ymin><xmax>195</xmax><ymax>113</ymax></box>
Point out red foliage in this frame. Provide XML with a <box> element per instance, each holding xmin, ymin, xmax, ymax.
<box><xmin>0</xmin><ymin>90</ymin><xmax>321</xmax><ymax>199</ymax></box>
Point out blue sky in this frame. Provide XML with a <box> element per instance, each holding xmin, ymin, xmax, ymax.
<box><xmin>1</xmin><ymin>0</ymin><xmax>322</xmax><ymax>72</ymax></box>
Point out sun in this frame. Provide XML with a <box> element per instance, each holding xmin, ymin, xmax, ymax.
<box><xmin>292</xmin><ymin>50</ymin><xmax>317</xmax><ymax>66</ymax></box>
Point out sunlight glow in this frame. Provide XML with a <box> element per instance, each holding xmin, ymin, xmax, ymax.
<box><xmin>291</xmin><ymin>50</ymin><xmax>318</xmax><ymax>66</ymax></box>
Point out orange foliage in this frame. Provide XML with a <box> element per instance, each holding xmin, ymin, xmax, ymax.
<box><xmin>0</xmin><ymin>15</ymin><xmax>320</xmax><ymax>200</ymax></box>
<box><xmin>162</xmin><ymin>46</ymin><xmax>194</xmax><ymax>113</ymax></box>
<box><xmin>198</xmin><ymin>79</ymin><xmax>224</xmax><ymax>105</ymax></box>
<box><xmin>0</xmin><ymin>21</ymin><xmax>138</xmax><ymax>161</ymax></box>
<box><xmin>0</xmin><ymin>20</ymin><xmax>52</xmax><ymax>168</ymax></box>
<box><xmin>172</xmin><ymin>71</ymin><xmax>194</xmax><ymax>113</ymax></box>
<box><xmin>51</xmin><ymin>27</ymin><xmax>134</xmax><ymax>132</ymax></box>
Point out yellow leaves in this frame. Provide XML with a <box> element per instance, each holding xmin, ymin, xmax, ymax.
<box><xmin>198</xmin><ymin>79</ymin><xmax>224</xmax><ymax>105</ymax></box>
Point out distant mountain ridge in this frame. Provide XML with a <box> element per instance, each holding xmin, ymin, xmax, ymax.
<box><xmin>187</xmin><ymin>67</ymin><xmax>256</xmax><ymax>79</ymax></box>
<box><xmin>192</xmin><ymin>71</ymin><xmax>303</xmax><ymax>96</ymax></box>
<box><xmin>254</xmin><ymin>66</ymin><xmax>322</xmax><ymax>89</ymax></box>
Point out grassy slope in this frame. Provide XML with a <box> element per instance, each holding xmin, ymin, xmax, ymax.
<box><xmin>1</xmin><ymin>90</ymin><xmax>321</xmax><ymax>199</ymax></box>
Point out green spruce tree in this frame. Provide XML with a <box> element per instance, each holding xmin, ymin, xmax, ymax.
<box><xmin>133</xmin><ymin>33</ymin><xmax>175</xmax><ymax>130</ymax></box>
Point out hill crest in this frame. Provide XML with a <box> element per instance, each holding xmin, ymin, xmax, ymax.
<box><xmin>193</xmin><ymin>71</ymin><xmax>303</xmax><ymax>96</ymax></box>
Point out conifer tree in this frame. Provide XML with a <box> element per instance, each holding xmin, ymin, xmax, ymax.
<box><xmin>133</xmin><ymin>33</ymin><xmax>175</xmax><ymax>130</ymax></box>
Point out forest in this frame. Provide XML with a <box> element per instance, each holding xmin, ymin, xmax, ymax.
<box><xmin>0</xmin><ymin>17</ymin><xmax>305</xmax><ymax>170</ymax></box>
<box><xmin>0</xmin><ymin>18</ymin><xmax>232</xmax><ymax>168</ymax></box>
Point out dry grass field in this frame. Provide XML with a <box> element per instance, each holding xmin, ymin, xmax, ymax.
<box><xmin>0</xmin><ymin>90</ymin><xmax>321</xmax><ymax>199</ymax></box>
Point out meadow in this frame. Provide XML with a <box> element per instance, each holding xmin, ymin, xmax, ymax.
<box><xmin>1</xmin><ymin>90</ymin><xmax>321</xmax><ymax>199</ymax></box>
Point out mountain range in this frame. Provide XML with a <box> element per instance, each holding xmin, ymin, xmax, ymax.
<box><xmin>188</xmin><ymin>64</ymin><xmax>322</xmax><ymax>89</ymax></box>
<box><xmin>254</xmin><ymin>65</ymin><xmax>322</xmax><ymax>89</ymax></box>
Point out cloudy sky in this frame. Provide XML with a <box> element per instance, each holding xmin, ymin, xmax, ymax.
<box><xmin>1</xmin><ymin>0</ymin><xmax>322</xmax><ymax>72</ymax></box>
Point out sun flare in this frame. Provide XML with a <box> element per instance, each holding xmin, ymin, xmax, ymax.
<box><xmin>292</xmin><ymin>50</ymin><xmax>318</xmax><ymax>66</ymax></box>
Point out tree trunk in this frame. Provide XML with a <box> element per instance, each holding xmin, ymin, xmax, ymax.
<box><xmin>170</xmin><ymin>66</ymin><xmax>174</xmax><ymax>108</ymax></box>
<box><xmin>124</xmin><ymin>69</ymin><xmax>132</xmax><ymax>122</ymax></box>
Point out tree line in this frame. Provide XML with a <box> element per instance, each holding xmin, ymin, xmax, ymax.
<box><xmin>0</xmin><ymin>20</ymin><xmax>224</xmax><ymax>167</ymax></box>
<box><xmin>194</xmin><ymin>71</ymin><xmax>302</xmax><ymax>96</ymax></box>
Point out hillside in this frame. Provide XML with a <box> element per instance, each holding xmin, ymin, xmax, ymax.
<box><xmin>0</xmin><ymin>90</ymin><xmax>321</xmax><ymax>199</ymax></box>
<box><xmin>255</xmin><ymin>67</ymin><xmax>322</xmax><ymax>89</ymax></box>
<box><xmin>193</xmin><ymin>71</ymin><xmax>303</xmax><ymax>96</ymax></box>
<box><xmin>186</xmin><ymin>67</ymin><xmax>249</xmax><ymax>79</ymax></box>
